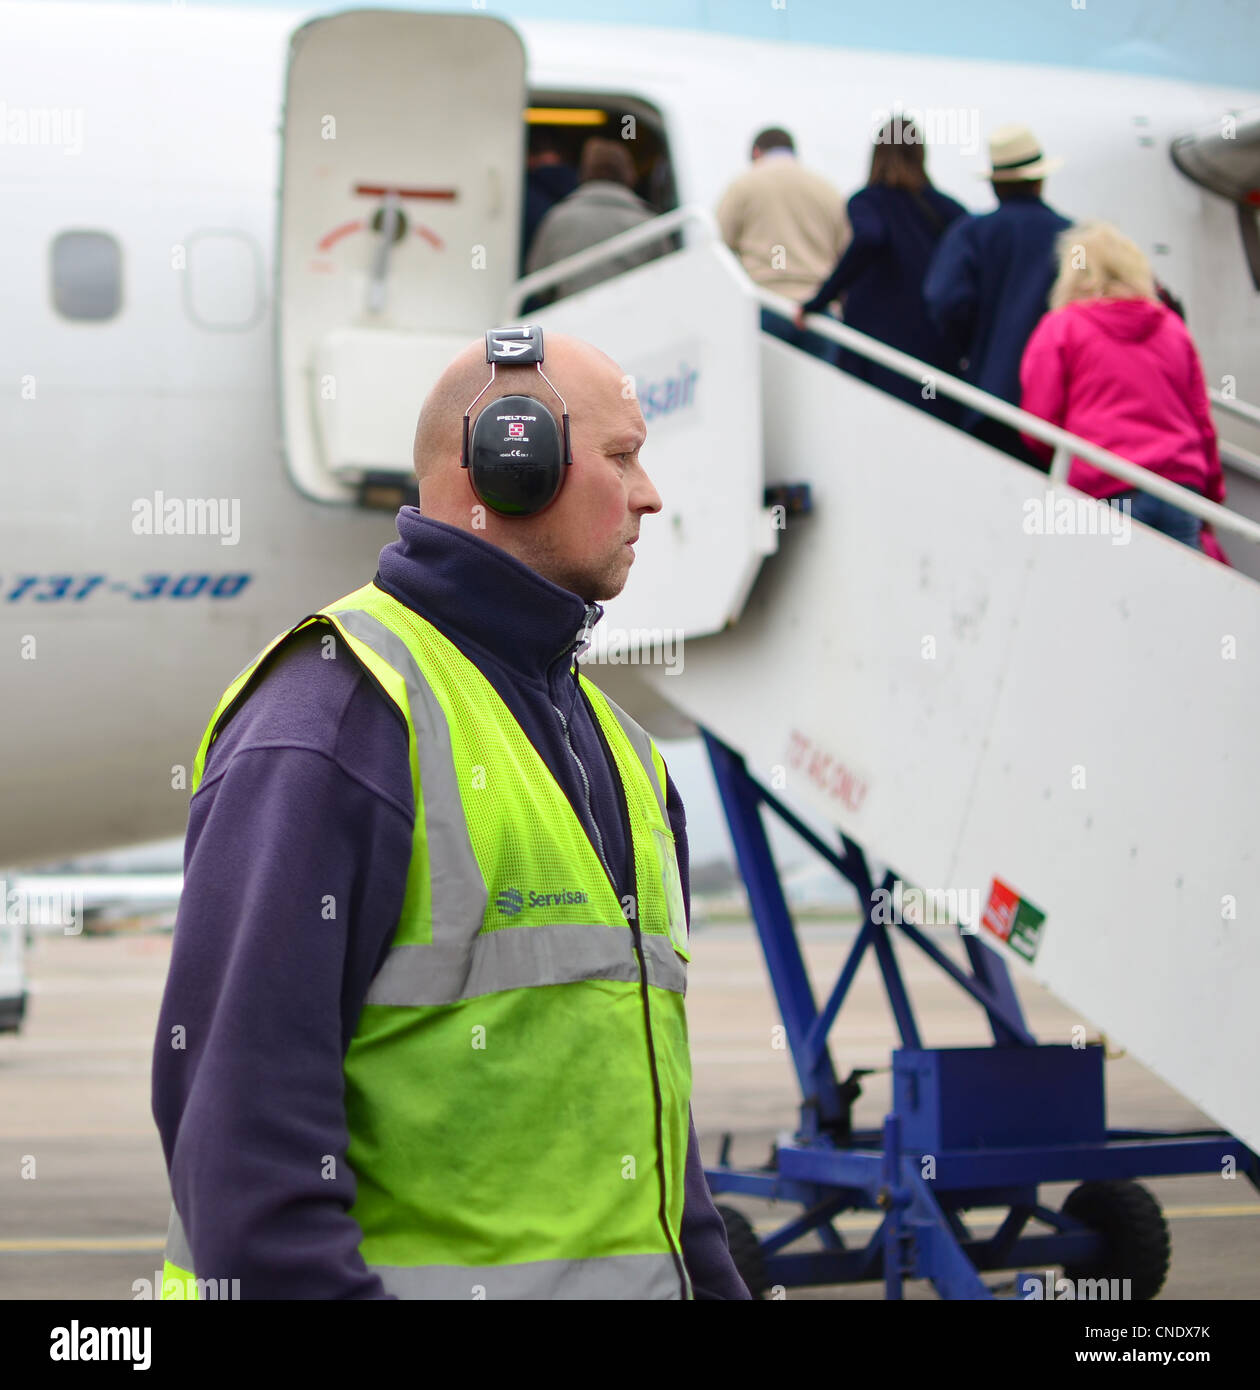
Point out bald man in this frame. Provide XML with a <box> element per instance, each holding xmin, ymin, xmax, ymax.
<box><xmin>153</xmin><ymin>332</ymin><xmax>751</xmax><ymax>1301</ymax></box>
<box><xmin>412</xmin><ymin>334</ymin><xmax>656</xmax><ymax>598</ymax></box>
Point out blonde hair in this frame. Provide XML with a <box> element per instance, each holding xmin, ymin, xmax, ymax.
<box><xmin>1050</xmin><ymin>222</ymin><xmax>1156</xmax><ymax>310</ymax></box>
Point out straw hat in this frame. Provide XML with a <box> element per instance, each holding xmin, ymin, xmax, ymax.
<box><xmin>979</xmin><ymin>123</ymin><xmax>1064</xmax><ymax>181</ymax></box>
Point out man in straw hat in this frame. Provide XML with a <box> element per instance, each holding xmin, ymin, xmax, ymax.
<box><xmin>924</xmin><ymin>123</ymin><xmax>1071</xmax><ymax>464</ymax></box>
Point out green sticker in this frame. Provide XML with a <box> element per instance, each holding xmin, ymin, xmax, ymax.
<box><xmin>1007</xmin><ymin>898</ymin><xmax>1046</xmax><ymax>963</ymax></box>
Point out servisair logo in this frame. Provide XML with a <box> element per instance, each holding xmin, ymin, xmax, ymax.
<box><xmin>495</xmin><ymin>886</ymin><xmax>590</xmax><ymax>916</ymax></box>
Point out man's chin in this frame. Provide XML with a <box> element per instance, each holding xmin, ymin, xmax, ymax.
<box><xmin>582</xmin><ymin>580</ymin><xmax>625</xmax><ymax>603</ymax></box>
<box><xmin>572</xmin><ymin>552</ymin><xmax>632</xmax><ymax>603</ymax></box>
<box><xmin>597</xmin><ymin>559</ymin><xmax>636</xmax><ymax>602</ymax></box>
<box><xmin>538</xmin><ymin>544</ymin><xmax>635</xmax><ymax>603</ymax></box>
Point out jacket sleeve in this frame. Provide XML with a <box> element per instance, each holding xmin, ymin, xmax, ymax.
<box><xmin>833</xmin><ymin>192</ymin><xmax>852</xmax><ymax>264</ymax></box>
<box><xmin>923</xmin><ymin>216</ymin><xmax>979</xmax><ymax>357</ymax></box>
<box><xmin>151</xmin><ymin>653</ymin><xmax>414</xmax><ymax>1299</ymax></box>
<box><xmin>802</xmin><ymin>191</ymin><xmax>887</xmax><ymax>314</ymax></box>
<box><xmin>1018</xmin><ymin>310</ymin><xmax>1067</xmax><ymax>464</ymax></box>
<box><xmin>1181</xmin><ymin>325</ymin><xmax>1226</xmax><ymax>504</ymax></box>
<box><xmin>664</xmin><ymin>765</ymin><xmax>753</xmax><ymax>1300</ymax></box>
<box><xmin>522</xmin><ymin>208</ymin><xmax>564</xmax><ymax>309</ymax></box>
<box><xmin>524</xmin><ymin>205</ymin><xmax>558</xmax><ymax>275</ymax></box>
<box><xmin>715</xmin><ymin>179</ymin><xmax>744</xmax><ymax>254</ymax></box>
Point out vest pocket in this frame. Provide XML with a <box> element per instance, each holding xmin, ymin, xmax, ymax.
<box><xmin>653</xmin><ymin>828</ymin><xmax>690</xmax><ymax>961</ymax></box>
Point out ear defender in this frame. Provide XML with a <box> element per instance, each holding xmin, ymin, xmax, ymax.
<box><xmin>461</xmin><ymin>325</ymin><xmax>573</xmax><ymax>517</ymax></box>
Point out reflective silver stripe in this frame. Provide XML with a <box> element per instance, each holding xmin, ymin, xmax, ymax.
<box><xmin>641</xmin><ymin>931</ymin><xmax>686</xmax><ymax>994</ymax></box>
<box><xmin>371</xmin><ymin>1252</ymin><xmax>683</xmax><ymax>1300</ymax></box>
<box><xmin>331</xmin><ymin>607</ymin><xmax>487</xmax><ymax>941</ymax></box>
<box><xmin>366</xmin><ymin>920</ymin><xmax>685</xmax><ymax>1004</ymax></box>
<box><xmin>592</xmin><ymin>688</ymin><xmax>667</xmax><ymax>819</ymax></box>
<box><xmin>165</xmin><ymin>1203</ymin><xmax>194</xmax><ymax>1271</ymax></box>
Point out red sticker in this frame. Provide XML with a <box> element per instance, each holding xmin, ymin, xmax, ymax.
<box><xmin>981</xmin><ymin>878</ymin><xmax>1046</xmax><ymax>962</ymax></box>
<box><xmin>981</xmin><ymin>878</ymin><xmax>1019</xmax><ymax>943</ymax></box>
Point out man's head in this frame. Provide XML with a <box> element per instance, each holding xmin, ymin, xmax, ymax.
<box><xmin>527</xmin><ymin>129</ymin><xmax>567</xmax><ymax>171</ymax></box>
<box><xmin>578</xmin><ymin>137</ymin><xmax>637</xmax><ymax>188</ymax></box>
<box><xmin>982</xmin><ymin>123</ymin><xmax>1061</xmax><ymax>199</ymax></box>
<box><xmin>993</xmin><ymin>178</ymin><xmax>1043</xmax><ymax>201</ymax></box>
<box><xmin>751</xmin><ymin>127</ymin><xmax>794</xmax><ymax>161</ymax></box>
<box><xmin>413</xmin><ymin>334</ymin><xmax>660</xmax><ymax>602</ymax></box>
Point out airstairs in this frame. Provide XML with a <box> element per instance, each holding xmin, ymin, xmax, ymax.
<box><xmin>505</xmin><ymin>217</ymin><xmax>1260</xmax><ymax>1299</ymax></box>
<box><xmin>274</xmin><ymin>11</ymin><xmax>1260</xmax><ymax>1297</ymax></box>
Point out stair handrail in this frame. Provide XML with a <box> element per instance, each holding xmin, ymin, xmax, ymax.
<box><xmin>1210</xmin><ymin>389</ymin><xmax>1260</xmax><ymax>430</ymax></box>
<box><xmin>506</xmin><ymin>205</ymin><xmax>719</xmax><ymax>312</ymax></box>
<box><xmin>776</xmin><ymin>290</ymin><xmax>1260</xmax><ymax>546</ymax></box>
<box><xmin>504</xmin><ymin>202</ymin><xmax>1260</xmax><ymax>545</ymax></box>
<box><xmin>1219</xmin><ymin>441</ymin><xmax>1260</xmax><ymax>484</ymax></box>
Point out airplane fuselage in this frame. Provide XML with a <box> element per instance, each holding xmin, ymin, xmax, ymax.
<box><xmin>2</xmin><ymin>1</ymin><xmax>1257</xmax><ymax>865</ymax></box>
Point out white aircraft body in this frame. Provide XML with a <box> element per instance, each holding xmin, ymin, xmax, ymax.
<box><xmin>2</xmin><ymin>0</ymin><xmax>1259</xmax><ymax>871</ymax></box>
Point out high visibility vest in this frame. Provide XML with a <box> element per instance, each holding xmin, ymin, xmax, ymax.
<box><xmin>160</xmin><ymin>581</ymin><xmax>693</xmax><ymax>1300</ymax></box>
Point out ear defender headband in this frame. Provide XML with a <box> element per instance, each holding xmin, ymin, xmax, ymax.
<box><xmin>460</xmin><ymin>325</ymin><xmax>573</xmax><ymax>517</ymax></box>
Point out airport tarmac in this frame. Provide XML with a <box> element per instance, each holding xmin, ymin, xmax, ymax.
<box><xmin>1</xmin><ymin>920</ymin><xmax>1255</xmax><ymax>1301</ymax></box>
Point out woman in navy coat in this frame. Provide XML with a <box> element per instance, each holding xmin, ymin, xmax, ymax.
<box><xmin>796</xmin><ymin>117</ymin><xmax>967</xmax><ymax>419</ymax></box>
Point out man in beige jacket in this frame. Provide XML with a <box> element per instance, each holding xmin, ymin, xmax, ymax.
<box><xmin>716</xmin><ymin>127</ymin><xmax>849</xmax><ymax>352</ymax></box>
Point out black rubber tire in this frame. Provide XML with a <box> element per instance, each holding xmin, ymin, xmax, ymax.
<box><xmin>1061</xmin><ymin>1179</ymin><xmax>1171</xmax><ymax>1301</ymax></box>
<box><xmin>715</xmin><ymin>1204</ymin><xmax>769</xmax><ymax>1299</ymax></box>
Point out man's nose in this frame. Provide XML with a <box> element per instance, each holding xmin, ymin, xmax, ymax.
<box><xmin>632</xmin><ymin>463</ymin><xmax>663</xmax><ymax>515</ymax></box>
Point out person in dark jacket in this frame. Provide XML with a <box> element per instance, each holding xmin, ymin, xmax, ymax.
<box><xmin>151</xmin><ymin>333</ymin><xmax>751</xmax><ymax>1301</ymax></box>
<box><xmin>521</xmin><ymin>130</ymin><xmax>578</xmax><ymax>275</ymax></box>
<box><xmin>795</xmin><ymin>116</ymin><xmax>967</xmax><ymax>418</ymax></box>
<box><xmin>923</xmin><ymin>123</ymin><xmax>1071</xmax><ymax>463</ymax></box>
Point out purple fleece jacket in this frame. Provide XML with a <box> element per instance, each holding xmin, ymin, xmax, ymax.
<box><xmin>151</xmin><ymin>506</ymin><xmax>750</xmax><ymax>1300</ymax></box>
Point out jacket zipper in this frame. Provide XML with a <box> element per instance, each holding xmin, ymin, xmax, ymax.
<box><xmin>551</xmin><ymin>699</ymin><xmax>615</xmax><ymax>883</ymax></box>
<box><xmin>549</xmin><ymin>617</ymin><xmax>690</xmax><ymax>1298</ymax></box>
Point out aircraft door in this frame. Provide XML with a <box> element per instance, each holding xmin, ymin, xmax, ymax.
<box><xmin>278</xmin><ymin>10</ymin><xmax>527</xmax><ymax>502</ymax></box>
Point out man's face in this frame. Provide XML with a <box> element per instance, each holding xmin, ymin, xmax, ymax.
<box><xmin>514</xmin><ymin>358</ymin><xmax>660</xmax><ymax>602</ymax></box>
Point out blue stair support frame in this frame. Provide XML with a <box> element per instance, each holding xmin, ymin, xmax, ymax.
<box><xmin>699</xmin><ymin>729</ymin><xmax>1260</xmax><ymax>1299</ymax></box>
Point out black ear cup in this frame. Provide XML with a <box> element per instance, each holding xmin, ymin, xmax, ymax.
<box><xmin>460</xmin><ymin>327</ymin><xmax>573</xmax><ymax>517</ymax></box>
<box><xmin>468</xmin><ymin>394</ymin><xmax>564</xmax><ymax>517</ymax></box>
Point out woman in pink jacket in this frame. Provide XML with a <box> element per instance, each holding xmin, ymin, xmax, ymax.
<box><xmin>1019</xmin><ymin>222</ymin><xmax>1225</xmax><ymax>553</ymax></box>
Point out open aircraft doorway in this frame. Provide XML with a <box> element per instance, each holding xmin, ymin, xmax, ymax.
<box><xmin>523</xmin><ymin>91</ymin><xmax>680</xmax><ymax>241</ymax></box>
<box><xmin>274</xmin><ymin>7</ymin><xmax>685</xmax><ymax>514</ymax></box>
<box><xmin>276</xmin><ymin>9</ymin><xmax>527</xmax><ymax>508</ymax></box>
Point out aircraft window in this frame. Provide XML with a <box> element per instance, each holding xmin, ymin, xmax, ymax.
<box><xmin>183</xmin><ymin>231</ymin><xmax>265</xmax><ymax>331</ymax></box>
<box><xmin>50</xmin><ymin>230</ymin><xmax>122</xmax><ymax>321</ymax></box>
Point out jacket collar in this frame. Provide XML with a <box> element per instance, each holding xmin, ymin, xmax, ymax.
<box><xmin>995</xmin><ymin>195</ymin><xmax>1055</xmax><ymax>212</ymax></box>
<box><xmin>570</xmin><ymin>180</ymin><xmax>646</xmax><ymax>205</ymax></box>
<box><xmin>374</xmin><ymin>507</ymin><xmax>603</xmax><ymax>684</ymax></box>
